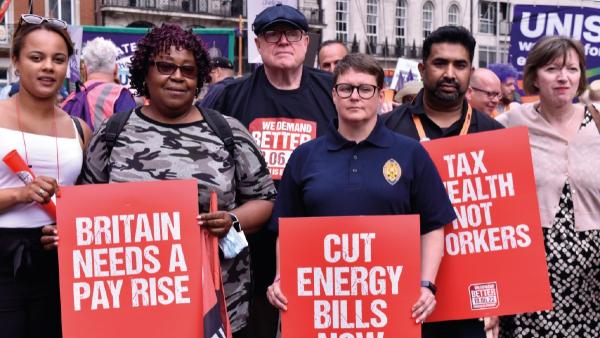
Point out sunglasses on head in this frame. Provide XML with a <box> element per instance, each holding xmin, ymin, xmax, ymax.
<box><xmin>150</xmin><ymin>61</ymin><xmax>198</xmax><ymax>79</ymax></box>
<box><xmin>19</xmin><ymin>14</ymin><xmax>68</xmax><ymax>30</ymax></box>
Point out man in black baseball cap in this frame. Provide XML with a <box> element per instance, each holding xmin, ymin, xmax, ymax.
<box><xmin>251</xmin><ymin>3</ymin><xmax>310</xmax><ymax>74</ymax></box>
<box><xmin>199</xmin><ymin>57</ymin><xmax>235</xmax><ymax>107</ymax></box>
<box><xmin>206</xmin><ymin>3</ymin><xmax>337</xmax><ymax>338</ymax></box>
<box><xmin>210</xmin><ymin>56</ymin><xmax>234</xmax><ymax>71</ymax></box>
<box><xmin>252</xmin><ymin>3</ymin><xmax>308</xmax><ymax>34</ymax></box>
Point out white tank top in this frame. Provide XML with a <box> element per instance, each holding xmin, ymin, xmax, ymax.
<box><xmin>0</xmin><ymin>122</ymin><xmax>83</xmax><ymax>228</ymax></box>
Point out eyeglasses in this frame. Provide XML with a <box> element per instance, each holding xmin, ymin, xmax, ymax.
<box><xmin>261</xmin><ymin>29</ymin><xmax>304</xmax><ymax>43</ymax></box>
<box><xmin>470</xmin><ymin>86</ymin><xmax>502</xmax><ymax>100</ymax></box>
<box><xmin>150</xmin><ymin>61</ymin><xmax>197</xmax><ymax>79</ymax></box>
<box><xmin>19</xmin><ymin>14</ymin><xmax>68</xmax><ymax>30</ymax></box>
<box><xmin>334</xmin><ymin>83</ymin><xmax>379</xmax><ymax>99</ymax></box>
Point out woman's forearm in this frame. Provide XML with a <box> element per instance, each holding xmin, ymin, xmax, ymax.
<box><xmin>230</xmin><ymin>199</ymin><xmax>274</xmax><ymax>234</ymax></box>
<box><xmin>420</xmin><ymin>227</ymin><xmax>445</xmax><ymax>282</ymax></box>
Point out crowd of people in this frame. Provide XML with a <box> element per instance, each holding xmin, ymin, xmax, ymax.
<box><xmin>0</xmin><ymin>4</ymin><xmax>598</xmax><ymax>338</ymax></box>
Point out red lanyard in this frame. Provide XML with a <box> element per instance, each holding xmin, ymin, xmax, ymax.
<box><xmin>412</xmin><ymin>104</ymin><xmax>472</xmax><ymax>142</ymax></box>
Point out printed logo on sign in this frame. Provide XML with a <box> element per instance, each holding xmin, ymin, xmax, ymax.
<box><xmin>17</xmin><ymin>171</ymin><xmax>33</xmax><ymax>184</ymax></box>
<box><xmin>469</xmin><ymin>282</ymin><xmax>499</xmax><ymax>310</ymax></box>
<box><xmin>249</xmin><ymin>118</ymin><xmax>317</xmax><ymax>180</ymax></box>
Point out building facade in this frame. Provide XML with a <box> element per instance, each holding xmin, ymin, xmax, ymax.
<box><xmin>321</xmin><ymin>0</ymin><xmax>600</xmax><ymax>69</ymax></box>
<box><xmin>2</xmin><ymin>0</ymin><xmax>600</xmax><ymax>84</ymax></box>
<box><xmin>1</xmin><ymin>0</ymin><xmax>95</xmax><ymax>86</ymax></box>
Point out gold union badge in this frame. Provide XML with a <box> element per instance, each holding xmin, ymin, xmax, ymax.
<box><xmin>383</xmin><ymin>159</ymin><xmax>401</xmax><ymax>185</ymax></box>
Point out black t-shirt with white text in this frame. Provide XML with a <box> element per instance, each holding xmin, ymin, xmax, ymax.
<box><xmin>208</xmin><ymin>65</ymin><xmax>337</xmax><ymax>293</ymax></box>
<box><xmin>212</xmin><ymin>65</ymin><xmax>337</xmax><ymax>180</ymax></box>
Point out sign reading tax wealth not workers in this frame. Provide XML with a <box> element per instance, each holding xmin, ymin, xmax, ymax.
<box><xmin>56</xmin><ymin>180</ymin><xmax>203</xmax><ymax>338</ymax></box>
<box><xmin>279</xmin><ymin>215</ymin><xmax>421</xmax><ymax>338</ymax></box>
<box><xmin>422</xmin><ymin>127</ymin><xmax>552</xmax><ymax>322</ymax></box>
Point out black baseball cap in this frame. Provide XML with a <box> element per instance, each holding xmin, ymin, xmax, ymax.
<box><xmin>252</xmin><ymin>4</ymin><xmax>308</xmax><ymax>35</ymax></box>
<box><xmin>210</xmin><ymin>57</ymin><xmax>233</xmax><ymax>70</ymax></box>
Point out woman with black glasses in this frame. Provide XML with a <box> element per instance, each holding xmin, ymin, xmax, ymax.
<box><xmin>266</xmin><ymin>54</ymin><xmax>454</xmax><ymax>329</ymax></box>
<box><xmin>0</xmin><ymin>15</ymin><xmax>91</xmax><ymax>338</ymax></box>
<box><xmin>78</xmin><ymin>24</ymin><xmax>276</xmax><ymax>337</ymax></box>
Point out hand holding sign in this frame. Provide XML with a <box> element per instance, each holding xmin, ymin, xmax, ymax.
<box><xmin>40</xmin><ymin>225</ymin><xmax>59</xmax><ymax>250</ymax></box>
<box><xmin>483</xmin><ymin>316</ymin><xmax>499</xmax><ymax>338</ymax></box>
<box><xmin>412</xmin><ymin>287</ymin><xmax>436</xmax><ymax>324</ymax></box>
<box><xmin>3</xmin><ymin>149</ymin><xmax>58</xmax><ymax>218</ymax></box>
<box><xmin>267</xmin><ymin>274</ymin><xmax>288</xmax><ymax>311</ymax></box>
<box><xmin>197</xmin><ymin>191</ymin><xmax>234</xmax><ymax>238</ymax></box>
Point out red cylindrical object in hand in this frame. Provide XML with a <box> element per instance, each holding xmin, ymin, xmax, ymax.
<box><xmin>209</xmin><ymin>190</ymin><xmax>218</xmax><ymax>213</ymax></box>
<box><xmin>2</xmin><ymin>149</ymin><xmax>57</xmax><ymax>219</ymax></box>
<box><xmin>209</xmin><ymin>190</ymin><xmax>221</xmax><ymax>288</ymax></box>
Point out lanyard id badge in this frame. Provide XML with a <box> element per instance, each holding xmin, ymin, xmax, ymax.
<box><xmin>412</xmin><ymin>104</ymin><xmax>473</xmax><ymax>142</ymax></box>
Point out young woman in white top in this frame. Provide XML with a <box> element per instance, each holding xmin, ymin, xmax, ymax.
<box><xmin>0</xmin><ymin>15</ymin><xmax>91</xmax><ymax>338</ymax></box>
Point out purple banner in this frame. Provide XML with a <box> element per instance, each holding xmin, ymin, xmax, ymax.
<box><xmin>79</xmin><ymin>27</ymin><xmax>234</xmax><ymax>88</ymax></box>
<box><xmin>510</xmin><ymin>5</ymin><xmax>600</xmax><ymax>80</ymax></box>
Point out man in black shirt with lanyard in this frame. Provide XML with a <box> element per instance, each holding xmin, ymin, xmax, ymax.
<box><xmin>384</xmin><ymin>25</ymin><xmax>503</xmax><ymax>338</ymax></box>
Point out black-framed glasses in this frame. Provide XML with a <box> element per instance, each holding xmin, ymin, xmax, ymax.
<box><xmin>261</xmin><ymin>29</ymin><xmax>304</xmax><ymax>43</ymax></box>
<box><xmin>150</xmin><ymin>61</ymin><xmax>198</xmax><ymax>79</ymax></box>
<box><xmin>19</xmin><ymin>14</ymin><xmax>68</xmax><ymax>30</ymax></box>
<box><xmin>334</xmin><ymin>83</ymin><xmax>379</xmax><ymax>99</ymax></box>
<box><xmin>470</xmin><ymin>86</ymin><xmax>502</xmax><ymax>100</ymax></box>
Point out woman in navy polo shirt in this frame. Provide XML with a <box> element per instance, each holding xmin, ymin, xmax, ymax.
<box><xmin>266</xmin><ymin>53</ymin><xmax>455</xmax><ymax>325</ymax></box>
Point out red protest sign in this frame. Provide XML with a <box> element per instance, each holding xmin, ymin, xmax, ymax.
<box><xmin>279</xmin><ymin>215</ymin><xmax>421</xmax><ymax>338</ymax></box>
<box><xmin>248</xmin><ymin>118</ymin><xmax>317</xmax><ymax>179</ymax></box>
<box><xmin>56</xmin><ymin>180</ymin><xmax>202</xmax><ymax>338</ymax></box>
<box><xmin>421</xmin><ymin>127</ymin><xmax>552</xmax><ymax>322</ymax></box>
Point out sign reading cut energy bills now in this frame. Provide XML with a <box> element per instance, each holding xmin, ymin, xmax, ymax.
<box><xmin>279</xmin><ymin>215</ymin><xmax>421</xmax><ymax>338</ymax></box>
<box><xmin>56</xmin><ymin>180</ymin><xmax>203</xmax><ymax>338</ymax></box>
<box><xmin>423</xmin><ymin>127</ymin><xmax>552</xmax><ymax>322</ymax></box>
<box><xmin>510</xmin><ymin>5</ymin><xmax>600</xmax><ymax>80</ymax></box>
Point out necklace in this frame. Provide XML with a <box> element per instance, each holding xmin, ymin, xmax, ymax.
<box><xmin>15</xmin><ymin>97</ymin><xmax>60</xmax><ymax>181</ymax></box>
<box><xmin>535</xmin><ymin>103</ymin><xmax>579</xmax><ymax>124</ymax></box>
<box><xmin>535</xmin><ymin>103</ymin><xmax>582</xmax><ymax>140</ymax></box>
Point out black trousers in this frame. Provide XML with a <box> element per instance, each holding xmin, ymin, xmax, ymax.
<box><xmin>422</xmin><ymin>318</ymin><xmax>486</xmax><ymax>338</ymax></box>
<box><xmin>0</xmin><ymin>227</ymin><xmax>62</xmax><ymax>338</ymax></box>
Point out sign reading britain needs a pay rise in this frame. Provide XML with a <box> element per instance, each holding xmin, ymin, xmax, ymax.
<box><xmin>422</xmin><ymin>127</ymin><xmax>552</xmax><ymax>322</ymax></box>
<box><xmin>279</xmin><ymin>215</ymin><xmax>421</xmax><ymax>338</ymax></box>
<box><xmin>249</xmin><ymin>118</ymin><xmax>317</xmax><ymax>179</ymax></box>
<box><xmin>56</xmin><ymin>180</ymin><xmax>203</xmax><ymax>338</ymax></box>
<box><xmin>510</xmin><ymin>5</ymin><xmax>600</xmax><ymax>81</ymax></box>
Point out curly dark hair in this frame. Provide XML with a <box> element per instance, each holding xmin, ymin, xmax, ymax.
<box><xmin>129</xmin><ymin>23</ymin><xmax>211</xmax><ymax>98</ymax></box>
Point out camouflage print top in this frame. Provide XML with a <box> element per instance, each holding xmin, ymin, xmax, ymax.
<box><xmin>81</xmin><ymin>107</ymin><xmax>276</xmax><ymax>332</ymax></box>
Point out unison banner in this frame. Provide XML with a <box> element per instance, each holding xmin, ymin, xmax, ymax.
<box><xmin>423</xmin><ymin>127</ymin><xmax>552</xmax><ymax>322</ymax></box>
<box><xmin>510</xmin><ymin>5</ymin><xmax>600</xmax><ymax>81</ymax></box>
<box><xmin>56</xmin><ymin>180</ymin><xmax>203</xmax><ymax>338</ymax></box>
<box><xmin>279</xmin><ymin>215</ymin><xmax>421</xmax><ymax>338</ymax></box>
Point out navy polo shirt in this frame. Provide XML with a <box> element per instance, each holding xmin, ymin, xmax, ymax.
<box><xmin>269</xmin><ymin>116</ymin><xmax>455</xmax><ymax>235</ymax></box>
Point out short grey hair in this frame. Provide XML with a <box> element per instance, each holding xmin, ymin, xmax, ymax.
<box><xmin>82</xmin><ymin>37</ymin><xmax>119</xmax><ymax>74</ymax></box>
